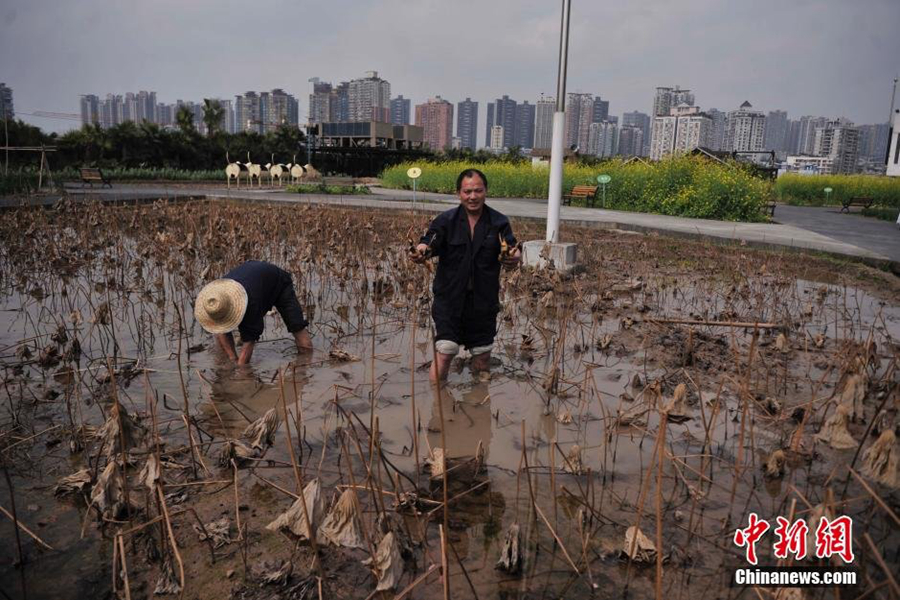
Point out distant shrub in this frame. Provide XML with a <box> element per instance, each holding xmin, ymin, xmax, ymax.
<box><xmin>0</xmin><ymin>170</ymin><xmax>43</xmax><ymax>195</ymax></box>
<box><xmin>285</xmin><ymin>183</ymin><xmax>371</xmax><ymax>195</ymax></box>
<box><xmin>860</xmin><ymin>206</ymin><xmax>900</xmax><ymax>222</ymax></box>
<box><xmin>55</xmin><ymin>167</ymin><xmax>222</xmax><ymax>181</ymax></box>
<box><xmin>774</xmin><ymin>173</ymin><xmax>900</xmax><ymax>208</ymax></box>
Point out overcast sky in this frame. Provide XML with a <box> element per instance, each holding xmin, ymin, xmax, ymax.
<box><xmin>2</xmin><ymin>0</ymin><xmax>899</xmax><ymax>135</ymax></box>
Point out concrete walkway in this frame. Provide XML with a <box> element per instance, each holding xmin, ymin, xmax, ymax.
<box><xmin>11</xmin><ymin>183</ymin><xmax>899</xmax><ymax>273</ymax></box>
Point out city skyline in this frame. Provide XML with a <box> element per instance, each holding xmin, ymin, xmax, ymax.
<box><xmin>66</xmin><ymin>80</ymin><xmax>891</xmax><ymax>167</ymax></box>
<box><xmin>1</xmin><ymin>0</ymin><xmax>897</xmax><ymax>135</ymax></box>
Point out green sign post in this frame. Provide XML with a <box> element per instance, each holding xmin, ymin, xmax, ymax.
<box><xmin>597</xmin><ymin>174</ymin><xmax>611</xmax><ymax>207</ymax></box>
<box><xmin>824</xmin><ymin>187</ymin><xmax>833</xmax><ymax>204</ymax></box>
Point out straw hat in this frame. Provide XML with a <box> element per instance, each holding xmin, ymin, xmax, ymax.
<box><xmin>194</xmin><ymin>279</ymin><xmax>248</xmax><ymax>334</ymax></box>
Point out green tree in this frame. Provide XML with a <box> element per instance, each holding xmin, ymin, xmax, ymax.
<box><xmin>266</xmin><ymin>125</ymin><xmax>305</xmax><ymax>161</ymax></box>
<box><xmin>202</xmin><ymin>99</ymin><xmax>225</xmax><ymax>138</ymax></box>
<box><xmin>176</xmin><ymin>106</ymin><xmax>196</xmax><ymax>136</ymax></box>
<box><xmin>107</xmin><ymin>121</ymin><xmax>141</xmax><ymax>166</ymax></box>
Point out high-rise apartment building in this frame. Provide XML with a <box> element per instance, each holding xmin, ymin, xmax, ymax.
<box><xmin>650</xmin><ymin>104</ymin><xmax>712</xmax><ymax>160</ymax></box>
<box><xmin>80</xmin><ymin>91</ymin><xmax>242</xmax><ymax>133</ymax></box>
<box><xmin>652</xmin><ymin>86</ymin><xmax>694</xmax><ymax>118</ymax></box>
<box><xmin>485</xmin><ymin>104</ymin><xmax>494</xmax><ymax>149</ymax></box>
<box><xmin>587</xmin><ymin>121</ymin><xmax>617</xmax><ymax>157</ymax></box>
<box><xmin>415</xmin><ymin>96</ymin><xmax>454</xmax><ymax>151</ymax></box>
<box><xmin>219</xmin><ymin>99</ymin><xmax>236</xmax><ymax>134</ymax></box>
<box><xmin>80</xmin><ymin>94</ymin><xmax>100</xmax><ymax>126</ymax></box>
<box><xmin>79</xmin><ymin>90</ymin><xmax>189</xmax><ymax>129</ymax></box>
<box><xmin>650</xmin><ymin>116</ymin><xmax>678</xmax><ymax>160</ymax></box>
<box><xmin>156</xmin><ymin>103</ymin><xmax>174</xmax><ymax>128</ymax></box>
<box><xmin>348</xmin><ymin>71</ymin><xmax>390</xmax><ymax>122</ymax></box>
<box><xmin>857</xmin><ymin>123</ymin><xmax>890</xmax><ymax>161</ymax></box>
<box><xmin>309</xmin><ymin>78</ymin><xmax>350</xmax><ymax>123</ymax></box>
<box><xmin>764</xmin><ymin>110</ymin><xmax>789</xmax><ymax>153</ymax></box>
<box><xmin>99</xmin><ymin>94</ymin><xmax>124</xmax><ymax>128</ymax></box>
<box><xmin>622</xmin><ymin>111</ymin><xmax>650</xmax><ymax>156</ymax></box>
<box><xmin>268</xmin><ymin>89</ymin><xmax>300</xmax><ymax>130</ymax></box>
<box><xmin>786</xmin><ymin>119</ymin><xmax>802</xmax><ymax>154</ymax></box>
<box><xmin>391</xmin><ymin>95</ymin><xmax>411</xmax><ymax>125</ymax></box>
<box><xmin>0</xmin><ymin>83</ymin><xmax>13</xmax><ymax>119</ymax></box>
<box><xmin>309</xmin><ymin>81</ymin><xmax>334</xmax><ymax>124</ymax></box>
<box><xmin>456</xmin><ymin>98</ymin><xmax>478</xmax><ymax>150</ymax></box>
<box><xmin>533</xmin><ymin>96</ymin><xmax>556</xmax><ymax>150</ymax></box>
<box><xmin>673</xmin><ymin>108</ymin><xmax>713</xmax><ymax>154</ymax></box>
<box><xmin>564</xmin><ymin>92</ymin><xmax>594</xmax><ymax>151</ymax></box>
<box><xmin>235</xmin><ymin>89</ymin><xmax>298</xmax><ymax>133</ymax></box>
<box><xmin>813</xmin><ymin>119</ymin><xmax>859</xmax><ymax>174</ymax></box>
<box><xmin>724</xmin><ymin>101</ymin><xmax>766</xmax><ymax>152</ymax></box>
<box><xmin>124</xmin><ymin>91</ymin><xmax>157</xmax><ymax>124</ymax></box>
<box><xmin>490</xmin><ymin>126</ymin><xmax>505</xmax><ymax>151</ymax></box>
<box><xmin>515</xmin><ymin>101</ymin><xmax>535</xmax><ymax>149</ymax></box>
<box><xmin>308</xmin><ymin>79</ymin><xmax>351</xmax><ymax>123</ymax></box>
<box><xmin>796</xmin><ymin>116</ymin><xmax>828</xmax><ymax>155</ymax></box>
<box><xmin>705</xmin><ymin>108</ymin><xmax>726</xmax><ymax>151</ymax></box>
<box><xmin>485</xmin><ymin>96</ymin><xmax>518</xmax><ymax>149</ymax></box>
<box><xmin>617</xmin><ymin>126</ymin><xmax>644</xmax><ymax>157</ymax></box>
<box><xmin>235</xmin><ymin>92</ymin><xmax>261</xmax><ymax>133</ymax></box>
<box><xmin>592</xmin><ymin>97</ymin><xmax>609</xmax><ymax>123</ymax></box>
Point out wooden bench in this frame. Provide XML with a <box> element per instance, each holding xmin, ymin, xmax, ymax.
<box><xmin>563</xmin><ymin>185</ymin><xmax>599</xmax><ymax>207</ymax></box>
<box><xmin>80</xmin><ymin>167</ymin><xmax>112</xmax><ymax>188</ymax></box>
<box><xmin>840</xmin><ymin>196</ymin><xmax>873</xmax><ymax>213</ymax></box>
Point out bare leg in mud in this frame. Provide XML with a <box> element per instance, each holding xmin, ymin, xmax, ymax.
<box><xmin>430</xmin><ymin>351</ymin><xmax>455</xmax><ymax>382</ymax></box>
<box><xmin>470</xmin><ymin>351</ymin><xmax>491</xmax><ymax>375</ymax></box>
<box><xmin>431</xmin><ymin>349</ymin><xmax>492</xmax><ymax>382</ymax></box>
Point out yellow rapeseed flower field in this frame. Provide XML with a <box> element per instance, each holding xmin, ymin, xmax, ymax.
<box><xmin>382</xmin><ymin>156</ymin><xmax>772</xmax><ymax>222</ymax></box>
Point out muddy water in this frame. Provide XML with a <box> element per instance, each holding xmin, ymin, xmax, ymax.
<box><xmin>0</xmin><ymin>202</ymin><xmax>898</xmax><ymax>599</ymax></box>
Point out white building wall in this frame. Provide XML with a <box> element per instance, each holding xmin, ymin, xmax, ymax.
<box><xmin>490</xmin><ymin>125</ymin><xmax>505</xmax><ymax>150</ymax></box>
<box><xmin>650</xmin><ymin>116</ymin><xmax>677</xmax><ymax>160</ymax></box>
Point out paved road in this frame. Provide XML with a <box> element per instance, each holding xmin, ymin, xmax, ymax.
<box><xmin>772</xmin><ymin>204</ymin><xmax>900</xmax><ymax>263</ymax></box>
<box><xmin>8</xmin><ymin>183</ymin><xmax>899</xmax><ymax>272</ymax></box>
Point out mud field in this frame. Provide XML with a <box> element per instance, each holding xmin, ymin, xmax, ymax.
<box><xmin>0</xmin><ymin>199</ymin><xmax>898</xmax><ymax>600</ymax></box>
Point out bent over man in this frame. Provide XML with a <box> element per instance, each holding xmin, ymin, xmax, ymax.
<box><xmin>194</xmin><ymin>260</ymin><xmax>312</xmax><ymax>365</ymax></box>
<box><xmin>410</xmin><ymin>168</ymin><xmax>521</xmax><ymax>381</ymax></box>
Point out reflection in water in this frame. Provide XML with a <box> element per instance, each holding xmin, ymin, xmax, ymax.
<box><xmin>426</xmin><ymin>381</ymin><xmax>492</xmax><ymax>461</ymax></box>
<box><xmin>202</xmin><ymin>356</ymin><xmax>311</xmax><ymax>438</ymax></box>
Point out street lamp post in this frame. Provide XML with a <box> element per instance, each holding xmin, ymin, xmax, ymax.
<box><xmin>545</xmin><ymin>0</ymin><xmax>572</xmax><ymax>243</ymax></box>
<box><xmin>522</xmin><ymin>0</ymin><xmax>577</xmax><ymax>272</ymax></box>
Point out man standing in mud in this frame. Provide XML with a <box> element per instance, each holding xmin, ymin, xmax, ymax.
<box><xmin>410</xmin><ymin>168</ymin><xmax>521</xmax><ymax>381</ymax></box>
<box><xmin>194</xmin><ymin>260</ymin><xmax>312</xmax><ymax>365</ymax></box>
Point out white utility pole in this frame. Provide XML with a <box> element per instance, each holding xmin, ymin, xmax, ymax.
<box><xmin>545</xmin><ymin>0</ymin><xmax>572</xmax><ymax>243</ymax></box>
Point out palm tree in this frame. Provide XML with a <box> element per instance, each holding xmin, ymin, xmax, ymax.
<box><xmin>82</xmin><ymin>123</ymin><xmax>110</xmax><ymax>164</ymax></box>
<box><xmin>138</xmin><ymin>121</ymin><xmax>165</xmax><ymax>166</ymax></box>
<box><xmin>202</xmin><ymin>99</ymin><xmax>225</xmax><ymax>138</ymax></box>
<box><xmin>107</xmin><ymin>121</ymin><xmax>140</xmax><ymax>166</ymax></box>
<box><xmin>176</xmin><ymin>106</ymin><xmax>196</xmax><ymax>136</ymax></box>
